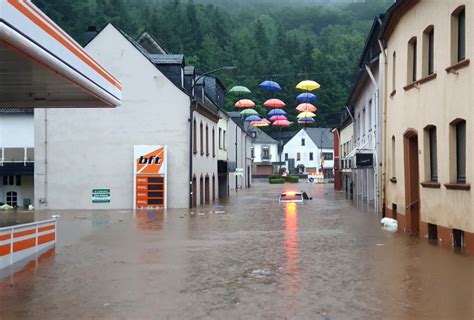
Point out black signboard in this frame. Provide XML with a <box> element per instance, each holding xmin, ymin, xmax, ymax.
<box><xmin>356</xmin><ymin>153</ymin><xmax>373</xmax><ymax>168</ymax></box>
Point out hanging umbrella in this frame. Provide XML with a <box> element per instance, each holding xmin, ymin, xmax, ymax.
<box><xmin>264</xmin><ymin>99</ymin><xmax>286</xmax><ymax>108</ymax></box>
<box><xmin>296</xmin><ymin>92</ymin><xmax>317</xmax><ymax>103</ymax></box>
<box><xmin>267</xmin><ymin>109</ymin><xmax>287</xmax><ymax>117</ymax></box>
<box><xmin>298</xmin><ymin>118</ymin><xmax>315</xmax><ymax>124</ymax></box>
<box><xmin>245</xmin><ymin>115</ymin><xmax>261</xmax><ymax>122</ymax></box>
<box><xmin>297</xmin><ymin>111</ymin><xmax>316</xmax><ymax>118</ymax></box>
<box><xmin>296</xmin><ymin>103</ymin><xmax>317</xmax><ymax>113</ymax></box>
<box><xmin>235</xmin><ymin>99</ymin><xmax>256</xmax><ymax>108</ymax></box>
<box><xmin>251</xmin><ymin>121</ymin><xmax>269</xmax><ymax>127</ymax></box>
<box><xmin>272</xmin><ymin>120</ymin><xmax>290</xmax><ymax>127</ymax></box>
<box><xmin>259</xmin><ymin>80</ymin><xmax>282</xmax><ymax>92</ymax></box>
<box><xmin>229</xmin><ymin>86</ymin><xmax>251</xmax><ymax>94</ymax></box>
<box><xmin>240</xmin><ymin>109</ymin><xmax>259</xmax><ymax>117</ymax></box>
<box><xmin>270</xmin><ymin>115</ymin><xmax>288</xmax><ymax>122</ymax></box>
<box><xmin>296</xmin><ymin>80</ymin><xmax>321</xmax><ymax>91</ymax></box>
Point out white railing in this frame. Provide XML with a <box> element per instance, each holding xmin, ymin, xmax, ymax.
<box><xmin>0</xmin><ymin>218</ymin><xmax>57</xmax><ymax>269</ymax></box>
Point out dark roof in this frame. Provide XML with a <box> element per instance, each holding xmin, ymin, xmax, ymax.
<box><xmin>148</xmin><ymin>54</ymin><xmax>184</xmax><ymax>65</ymax></box>
<box><xmin>249</xmin><ymin>127</ymin><xmax>278</xmax><ymax>144</ymax></box>
<box><xmin>345</xmin><ymin>15</ymin><xmax>384</xmax><ymax>107</ymax></box>
<box><xmin>0</xmin><ymin>108</ymin><xmax>33</xmax><ymax>114</ymax></box>
<box><xmin>380</xmin><ymin>0</ymin><xmax>413</xmax><ymax>40</ymax></box>
<box><xmin>136</xmin><ymin>31</ymin><xmax>168</xmax><ymax>54</ymax></box>
<box><xmin>303</xmin><ymin>128</ymin><xmax>334</xmax><ymax>149</ymax></box>
<box><xmin>270</xmin><ymin>130</ymin><xmax>297</xmax><ymax>146</ymax></box>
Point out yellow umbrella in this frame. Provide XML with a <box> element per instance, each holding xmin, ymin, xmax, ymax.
<box><xmin>297</xmin><ymin>111</ymin><xmax>316</xmax><ymax>118</ymax></box>
<box><xmin>251</xmin><ymin>121</ymin><xmax>269</xmax><ymax>127</ymax></box>
<box><xmin>296</xmin><ymin>80</ymin><xmax>321</xmax><ymax>91</ymax></box>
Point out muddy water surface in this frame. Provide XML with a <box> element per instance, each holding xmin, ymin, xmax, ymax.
<box><xmin>0</xmin><ymin>183</ymin><xmax>473</xmax><ymax>319</ymax></box>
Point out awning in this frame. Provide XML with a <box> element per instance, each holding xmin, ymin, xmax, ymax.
<box><xmin>0</xmin><ymin>0</ymin><xmax>122</xmax><ymax>108</ymax></box>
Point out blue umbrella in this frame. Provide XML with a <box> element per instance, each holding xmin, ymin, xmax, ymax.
<box><xmin>296</xmin><ymin>92</ymin><xmax>317</xmax><ymax>103</ymax></box>
<box><xmin>259</xmin><ymin>80</ymin><xmax>282</xmax><ymax>92</ymax></box>
<box><xmin>245</xmin><ymin>115</ymin><xmax>262</xmax><ymax>122</ymax></box>
<box><xmin>267</xmin><ymin>109</ymin><xmax>287</xmax><ymax>117</ymax></box>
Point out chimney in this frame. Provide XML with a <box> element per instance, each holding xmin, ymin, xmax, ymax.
<box><xmin>82</xmin><ymin>26</ymin><xmax>98</xmax><ymax>45</ymax></box>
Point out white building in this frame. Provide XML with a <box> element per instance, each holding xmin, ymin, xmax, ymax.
<box><xmin>249</xmin><ymin>127</ymin><xmax>279</xmax><ymax>176</ymax></box>
<box><xmin>282</xmin><ymin>128</ymin><xmax>334</xmax><ymax>177</ymax></box>
<box><xmin>34</xmin><ymin>24</ymin><xmax>219</xmax><ymax>209</ymax></box>
<box><xmin>0</xmin><ymin>109</ymin><xmax>34</xmax><ymax>208</ymax></box>
<box><xmin>228</xmin><ymin>113</ymin><xmax>253</xmax><ymax>190</ymax></box>
<box><xmin>343</xmin><ymin>16</ymin><xmax>384</xmax><ymax>211</ymax></box>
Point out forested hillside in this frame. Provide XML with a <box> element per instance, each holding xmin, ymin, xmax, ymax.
<box><xmin>34</xmin><ymin>0</ymin><xmax>391</xmax><ymax>128</ymax></box>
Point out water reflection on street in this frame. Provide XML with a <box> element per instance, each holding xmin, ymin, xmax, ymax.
<box><xmin>0</xmin><ymin>183</ymin><xmax>473</xmax><ymax>319</ymax></box>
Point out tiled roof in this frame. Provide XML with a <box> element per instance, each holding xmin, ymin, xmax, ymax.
<box><xmin>148</xmin><ymin>54</ymin><xmax>184</xmax><ymax>65</ymax></box>
<box><xmin>0</xmin><ymin>108</ymin><xmax>33</xmax><ymax>114</ymax></box>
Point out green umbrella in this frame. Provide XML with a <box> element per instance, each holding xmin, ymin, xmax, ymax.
<box><xmin>229</xmin><ymin>86</ymin><xmax>251</xmax><ymax>94</ymax></box>
<box><xmin>240</xmin><ymin>108</ymin><xmax>259</xmax><ymax>117</ymax></box>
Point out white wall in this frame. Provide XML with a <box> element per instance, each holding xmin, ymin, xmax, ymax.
<box><xmin>0</xmin><ymin>113</ymin><xmax>34</xmax><ymax>148</ymax></box>
<box><xmin>34</xmin><ymin>24</ymin><xmax>191</xmax><ymax>209</ymax></box>
<box><xmin>192</xmin><ymin>111</ymin><xmax>219</xmax><ymax>206</ymax></box>
<box><xmin>252</xmin><ymin>143</ymin><xmax>278</xmax><ymax>163</ymax></box>
<box><xmin>217</xmin><ymin>112</ymin><xmax>228</xmax><ymax>161</ymax></box>
<box><xmin>227</xmin><ymin>120</ymin><xmax>252</xmax><ymax>190</ymax></box>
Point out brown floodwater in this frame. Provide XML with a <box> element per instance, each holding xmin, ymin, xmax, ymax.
<box><xmin>0</xmin><ymin>183</ymin><xmax>473</xmax><ymax>319</ymax></box>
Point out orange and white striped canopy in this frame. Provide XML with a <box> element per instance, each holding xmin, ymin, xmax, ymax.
<box><xmin>0</xmin><ymin>0</ymin><xmax>122</xmax><ymax>108</ymax></box>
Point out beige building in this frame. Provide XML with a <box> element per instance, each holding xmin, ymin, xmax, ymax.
<box><xmin>381</xmin><ymin>0</ymin><xmax>474</xmax><ymax>254</ymax></box>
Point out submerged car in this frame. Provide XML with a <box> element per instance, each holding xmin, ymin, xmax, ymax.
<box><xmin>279</xmin><ymin>192</ymin><xmax>304</xmax><ymax>203</ymax></box>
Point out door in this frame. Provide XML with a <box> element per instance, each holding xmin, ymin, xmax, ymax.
<box><xmin>404</xmin><ymin>131</ymin><xmax>420</xmax><ymax>236</ymax></box>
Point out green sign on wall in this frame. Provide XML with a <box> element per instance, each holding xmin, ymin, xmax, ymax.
<box><xmin>92</xmin><ymin>189</ymin><xmax>110</xmax><ymax>203</ymax></box>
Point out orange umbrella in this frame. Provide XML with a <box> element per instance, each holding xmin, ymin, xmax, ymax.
<box><xmin>235</xmin><ymin>99</ymin><xmax>256</xmax><ymax>108</ymax></box>
<box><xmin>296</xmin><ymin>103</ymin><xmax>317</xmax><ymax>112</ymax></box>
<box><xmin>263</xmin><ymin>99</ymin><xmax>286</xmax><ymax>108</ymax></box>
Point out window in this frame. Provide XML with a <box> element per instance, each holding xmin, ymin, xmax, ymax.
<box><xmin>223</xmin><ymin>130</ymin><xmax>226</xmax><ymax>150</ymax></box>
<box><xmin>6</xmin><ymin>191</ymin><xmax>17</xmax><ymax>207</ymax></box>
<box><xmin>200</xmin><ymin>122</ymin><xmax>204</xmax><ymax>155</ymax></box>
<box><xmin>391</xmin><ymin>136</ymin><xmax>396</xmax><ymax>178</ymax></box>
<box><xmin>392</xmin><ymin>51</ymin><xmax>396</xmax><ymax>92</ymax></box>
<box><xmin>408</xmin><ymin>37</ymin><xmax>417</xmax><ymax>83</ymax></box>
<box><xmin>456</xmin><ymin>120</ymin><xmax>466</xmax><ymax>183</ymax></box>
<box><xmin>2</xmin><ymin>176</ymin><xmax>19</xmax><ymax>186</ymax></box>
<box><xmin>453</xmin><ymin>229</ymin><xmax>464</xmax><ymax>248</ymax></box>
<box><xmin>206</xmin><ymin>125</ymin><xmax>209</xmax><ymax>156</ymax></box>
<box><xmin>251</xmin><ymin>147</ymin><xmax>255</xmax><ymax>158</ymax></box>
<box><xmin>423</xmin><ymin>26</ymin><xmax>434</xmax><ymax>76</ymax></box>
<box><xmin>362</xmin><ymin>108</ymin><xmax>366</xmax><ymax>136</ymax></box>
<box><xmin>424</xmin><ymin>126</ymin><xmax>438</xmax><ymax>182</ymax></box>
<box><xmin>262</xmin><ymin>146</ymin><xmax>270</xmax><ymax>160</ymax></box>
<box><xmin>368</xmin><ymin>100</ymin><xmax>372</xmax><ymax>130</ymax></box>
<box><xmin>309</xmin><ymin>152</ymin><xmax>314</xmax><ymax>161</ymax></box>
<box><xmin>296</xmin><ymin>153</ymin><xmax>301</xmax><ymax>161</ymax></box>
<box><xmin>323</xmin><ymin>153</ymin><xmax>333</xmax><ymax>160</ymax></box>
<box><xmin>219</xmin><ymin>128</ymin><xmax>222</xmax><ymax>149</ymax></box>
<box><xmin>193</xmin><ymin>119</ymin><xmax>197</xmax><ymax>154</ymax></box>
<box><xmin>285</xmin><ymin>153</ymin><xmax>288</xmax><ymax>161</ymax></box>
<box><xmin>451</xmin><ymin>6</ymin><xmax>466</xmax><ymax>64</ymax></box>
<box><xmin>301</xmin><ymin>138</ymin><xmax>305</xmax><ymax>146</ymax></box>
<box><xmin>212</xmin><ymin>128</ymin><xmax>215</xmax><ymax>157</ymax></box>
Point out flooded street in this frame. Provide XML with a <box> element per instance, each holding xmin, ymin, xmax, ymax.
<box><xmin>0</xmin><ymin>183</ymin><xmax>473</xmax><ymax>319</ymax></box>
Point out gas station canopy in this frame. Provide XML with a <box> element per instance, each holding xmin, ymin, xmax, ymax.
<box><xmin>0</xmin><ymin>0</ymin><xmax>122</xmax><ymax>108</ymax></box>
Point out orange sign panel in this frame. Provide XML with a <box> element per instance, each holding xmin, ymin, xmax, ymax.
<box><xmin>134</xmin><ymin>146</ymin><xmax>167</xmax><ymax>209</ymax></box>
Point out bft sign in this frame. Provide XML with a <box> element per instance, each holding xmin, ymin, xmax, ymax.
<box><xmin>133</xmin><ymin>145</ymin><xmax>167</xmax><ymax>209</ymax></box>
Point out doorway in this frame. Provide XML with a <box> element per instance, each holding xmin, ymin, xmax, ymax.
<box><xmin>404</xmin><ymin>130</ymin><xmax>420</xmax><ymax>236</ymax></box>
<box><xmin>205</xmin><ymin>175</ymin><xmax>210</xmax><ymax>204</ymax></box>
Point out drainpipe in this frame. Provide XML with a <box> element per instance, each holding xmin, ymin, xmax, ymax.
<box><xmin>378</xmin><ymin>38</ymin><xmax>388</xmax><ymax>217</ymax></box>
<box><xmin>188</xmin><ymin>97</ymin><xmax>195</xmax><ymax>208</ymax></box>
<box><xmin>364</xmin><ymin>64</ymin><xmax>379</xmax><ymax>212</ymax></box>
